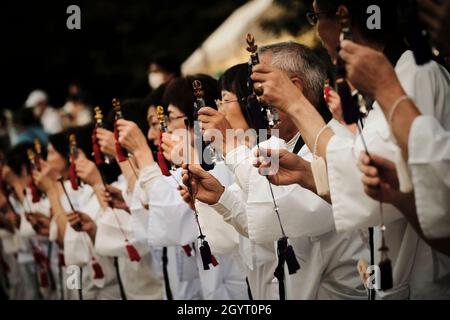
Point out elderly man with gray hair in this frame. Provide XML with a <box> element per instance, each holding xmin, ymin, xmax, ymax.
<box><xmin>188</xmin><ymin>41</ymin><xmax>369</xmax><ymax>299</ymax></box>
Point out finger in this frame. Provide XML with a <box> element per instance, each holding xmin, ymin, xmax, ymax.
<box><xmin>116</xmin><ymin>119</ymin><xmax>130</xmax><ymax>127</ymax></box>
<box><xmin>418</xmin><ymin>10</ymin><xmax>441</xmax><ymax>30</ymax></box>
<box><xmin>359</xmin><ymin>152</ymin><xmax>371</xmax><ymax>165</ymax></box>
<box><xmin>417</xmin><ymin>0</ymin><xmax>441</xmax><ymax>17</ymax></box>
<box><xmin>338</xmin><ymin>48</ymin><xmax>353</xmax><ymax>63</ymax></box>
<box><xmin>340</xmin><ymin>40</ymin><xmax>361</xmax><ymax>54</ymax></box>
<box><xmin>105</xmin><ymin>185</ymin><xmax>120</xmax><ymax>194</ymax></box>
<box><xmin>182</xmin><ymin>172</ymin><xmax>190</xmax><ymax>184</ymax></box>
<box><xmin>370</xmin><ymin>154</ymin><xmax>396</xmax><ymax>171</ymax></box>
<box><xmin>197</xmin><ymin>114</ymin><xmax>211</xmax><ymax>124</ymax></box>
<box><xmin>364</xmin><ymin>186</ymin><xmax>381</xmax><ymax>201</ymax></box>
<box><xmin>186</xmin><ymin>164</ymin><xmax>209</xmax><ymax>179</ymax></box>
<box><xmin>197</xmin><ymin>107</ymin><xmax>218</xmax><ymax>117</ymax></box>
<box><xmin>252</xmin><ymin>63</ymin><xmax>276</xmax><ymax>74</ymax></box>
<box><xmin>255</xmin><ymin>147</ymin><xmax>273</xmax><ymax>158</ymax></box>
<box><xmin>358</xmin><ymin>162</ymin><xmax>378</xmax><ymax>177</ymax></box>
<box><xmin>362</xmin><ymin>175</ymin><xmax>381</xmax><ymax>187</ymax></box>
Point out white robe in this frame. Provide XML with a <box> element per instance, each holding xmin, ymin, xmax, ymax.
<box><xmin>408</xmin><ymin>115</ymin><xmax>450</xmax><ymax>239</ymax></box>
<box><xmin>223</xmin><ymin>124</ymin><xmax>368</xmax><ymax>299</ymax></box>
<box><xmin>130</xmin><ymin>166</ymin><xmax>202</xmax><ymax>300</ymax></box>
<box><xmin>60</xmin><ymin>182</ymin><xmax>120</xmax><ymax>300</ymax></box>
<box><xmin>326</xmin><ymin>50</ymin><xmax>450</xmax><ymax>299</ymax></box>
<box><xmin>210</xmin><ymin>183</ymin><xmax>279</xmax><ymax>300</ymax></box>
<box><xmin>194</xmin><ymin>162</ymin><xmax>248</xmax><ymax>300</ymax></box>
<box><xmin>94</xmin><ymin>175</ymin><xmax>164</xmax><ymax>300</ymax></box>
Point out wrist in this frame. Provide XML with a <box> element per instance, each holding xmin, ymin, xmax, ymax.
<box><xmin>134</xmin><ymin>146</ymin><xmax>153</xmax><ymax>168</ymax></box>
<box><xmin>45</xmin><ymin>182</ymin><xmax>57</xmax><ymax>196</ymax></box>
<box><xmin>211</xmin><ymin>186</ymin><xmax>225</xmax><ymax>205</ymax></box>
<box><xmin>374</xmin><ymin>78</ymin><xmax>405</xmax><ymax>114</ymax></box>
<box><xmin>87</xmin><ymin>224</ymin><xmax>97</xmax><ymax>243</ymax></box>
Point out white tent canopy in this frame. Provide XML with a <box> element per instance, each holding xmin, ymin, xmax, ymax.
<box><xmin>182</xmin><ymin>0</ymin><xmax>275</xmax><ymax>75</ymax></box>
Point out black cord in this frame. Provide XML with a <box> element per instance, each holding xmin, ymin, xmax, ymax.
<box><xmin>113</xmin><ymin>257</ymin><xmax>127</xmax><ymax>300</ymax></box>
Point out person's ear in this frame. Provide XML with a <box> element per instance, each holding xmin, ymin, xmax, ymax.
<box><xmin>291</xmin><ymin>77</ymin><xmax>304</xmax><ymax>92</ymax></box>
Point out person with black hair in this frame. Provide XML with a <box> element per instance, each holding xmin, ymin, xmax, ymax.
<box><xmin>1</xmin><ymin>142</ymin><xmax>46</xmax><ymax>300</ymax></box>
<box><xmin>251</xmin><ymin>0</ymin><xmax>450</xmax><ymax>299</ymax></box>
<box><xmin>148</xmin><ymin>53</ymin><xmax>181</xmax><ymax>90</ymax></box>
<box><xmin>116</xmin><ymin>77</ymin><xmax>208</xmax><ymax>300</ymax></box>
<box><xmin>96</xmin><ymin>98</ymin><xmax>150</xmax><ymax>199</ymax></box>
<box><xmin>67</xmin><ymin>124</ymin><xmax>165</xmax><ymax>300</ymax></box>
<box><xmin>186</xmin><ymin>41</ymin><xmax>368</xmax><ymax>299</ymax></box>
<box><xmin>159</xmin><ymin>74</ymin><xmax>250</xmax><ymax>300</ymax></box>
<box><xmin>32</xmin><ymin>127</ymin><xmax>122</xmax><ymax>300</ymax></box>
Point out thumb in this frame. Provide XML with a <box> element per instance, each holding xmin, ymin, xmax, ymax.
<box><xmin>370</xmin><ymin>154</ymin><xmax>396</xmax><ymax>171</ymax></box>
<box><xmin>187</xmin><ymin>164</ymin><xmax>209</xmax><ymax>179</ymax></box>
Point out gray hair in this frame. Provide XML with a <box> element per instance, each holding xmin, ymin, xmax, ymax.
<box><xmin>259</xmin><ymin>42</ymin><xmax>327</xmax><ymax>106</ymax></box>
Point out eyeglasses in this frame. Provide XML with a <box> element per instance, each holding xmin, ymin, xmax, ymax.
<box><xmin>306</xmin><ymin>11</ymin><xmax>333</xmax><ymax>26</ymax></box>
<box><xmin>168</xmin><ymin>115</ymin><xmax>186</xmax><ymax>122</ymax></box>
<box><xmin>215</xmin><ymin>99</ymin><xmax>239</xmax><ymax>106</ymax></box>
<box><xmin>215</xmin><ymin>99</ymin><xmax>239</xmax><ymax>111</ymax></box>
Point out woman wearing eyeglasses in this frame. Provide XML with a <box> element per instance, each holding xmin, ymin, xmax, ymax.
<box><xmin>251</xmin><ymin>0</ymin><xmax>450</xmax><ymax>299</ymax></box>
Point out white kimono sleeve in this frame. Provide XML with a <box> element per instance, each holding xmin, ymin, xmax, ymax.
<box><xmin>139</xmin><ymin>164</ymin><xmax>197</xmax><ymax>247</ymax></box>
<box><xmin>210</xmin><ymin>184</ymin><xmax>249</xmax><ymax>237</ymax></box>
<box><xmin>409</xmin><ymin>115</ymin><xmax>450</xmax><ymax>239</ymax></box>
<box><xmin>327</xmin><ymin>50</ymin><xmax>450</xmax><ymax>232</ymax></box>
<box><xmin>195</xmin><ymin>162</ymin><xmax>240</xmax><ymax>256</ymax></box>
<box><xmin>225</xmin><ymin>138</ymin><xmax>335</xmax><ymax>244</ymax></box>
<box><xmin>95</xmin><ymin>207</ymin><xmax>149</xmax><ymax>258</ymax></box>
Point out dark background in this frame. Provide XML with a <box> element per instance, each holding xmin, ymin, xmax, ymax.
<box><xmin>0</xmin><ymin>0</ymin><xmax>312</xmax><ymax>110</ymax></box>
<box><xmin>0</xmin><ymin>0</ymin><xmax>248</xmax><ymax>109</ymax></box>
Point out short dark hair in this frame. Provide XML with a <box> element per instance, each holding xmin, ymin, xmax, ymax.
<box><xmin>104</xmin><ymin>98</ymin><xmax>150</xmax><ymax>138</ymax></box>
<box><xmin>48</xmin><ymin>125</ymin><xmax>94</xmax><ymax>161</ymax></box>
<box><xmin>163</xmin><ymin>74</ymin><xmax>220</xmax><ymax>127</ymax></box>
<box><xmin>48</xmin><ymin>130</ymin><xmax>70</xmax><ymax>161</ymax></box>
<box><xmin>6</xmin><ymin>142</ymin><xmax>35</xmax><ymax>176</ymax></box>
<box><xmin>150</xmin><ymin>53</ymin><xmax>181</xmax><ymax>77</ymax></box>
<box><xmin>143</xmin><ymin>83</ymin><xmax>168</xmax><ymax>111</ymax></box>
<box><xmin>315</xmin><ymin>0</ymin><xmax>398</xmax><ymax>44</ymax></box>
<box><xmin>218</xmin><ymin>63</ymin><xmax>253</xmax><ymax>128</ymax></box>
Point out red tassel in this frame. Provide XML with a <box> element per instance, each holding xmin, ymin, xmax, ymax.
<box><xmin>92</xmin><ymin>128</ymin><xmax>104</xmax><ymax>165</ymax></box>
<box><xmin>125</xmin><ymin>240</ymin><xmax>141</xmax><ymax>262</ymax></box>
<box><xmin>182</xmin><ymin>244</ymin><xmax>192</xmax><ymax>257</ymax></box>
<box><xmin>324</xmin><ymin>83</ymin><xmax>331</xmax><ymax>102</ymax></box>
<box><xmin>69</xmin><ymin>154</ymin><xmax>79</xmax><ymax>190</ymax></box>
<box><xmin>91</xmin><ymin>258</ymin><xmax>104</xmax><ymax>279</ymax></box>
<box><xmin>114</xmin><ymin>122</ymin><xmax>127</xmax><ymax>162</ymax></box>
<box><xmin>39</xmin><ymin>270</ymin><xmax>49</xmax><ymax>288</ymax></box>
<box><xmin>157</xmin><ymin>151</ymin><xmax>171</xmax><ymax>176</ymax></box>
<box><xmin>211</xmin><ymin>255</ymin><xmax>219</xmax><ymax>267</ymax></box>
<box><xmin>29</xmin><ymin>177</ymin><xmax>40</xmax><ymax>203</ymax></box>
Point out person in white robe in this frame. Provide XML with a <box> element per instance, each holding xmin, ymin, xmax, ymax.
<box><xmin>249</xmin><ymin>0</ymin><xmax>450</xmax><ymax>299</ymax></box>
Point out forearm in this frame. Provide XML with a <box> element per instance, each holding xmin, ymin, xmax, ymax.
<box><xmin>295</xmin><ymin>161</ymin><xmax>331</xmax><ymax>204</ymax></box>
<box><xmin>133</xmin><ymin>146</ymin><xmax>154</xmax><ymax>170</ymax></box>
<box><xmin>375</xmin><ymin>82</ymin><xmax>421</xmax><ymax>160</ymax></box>
<box><xmin>394</xmin><ymin>192</ymin><xmax>450</xmax><ymax>255</ymax></box>
<box><xmin>47</xmin><ymin>185</ymin><xmax>68</xmax><ymax>243</ymax></box>
<box><xmin>92</xmin><ymin>184</ymin><xmax>108</xmax><ymax>209</ymax></box>
<box><xmin>118</xmin><ymin>161</ymin><xmax>137</xmax><ymax>194</ymax></box>
<box><xmin>210</xmin><ymin>187</ymin><xmax>249</xmax><ymax>237</ymax></box>
<box><xmin>286</xmin><ymin>96</ymin><xmax>334</xmax><ymax>159</ymax></box>
<box><xmin>87</xmin><ymin>224</ymin><xmax>97</xmax><ymax>244</ymax></box>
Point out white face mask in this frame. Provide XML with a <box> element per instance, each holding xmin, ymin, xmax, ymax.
<box><xmin>148</xmin><ymin>72</ymin><xmax>164</xmax><ymax>89</ymax></box>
